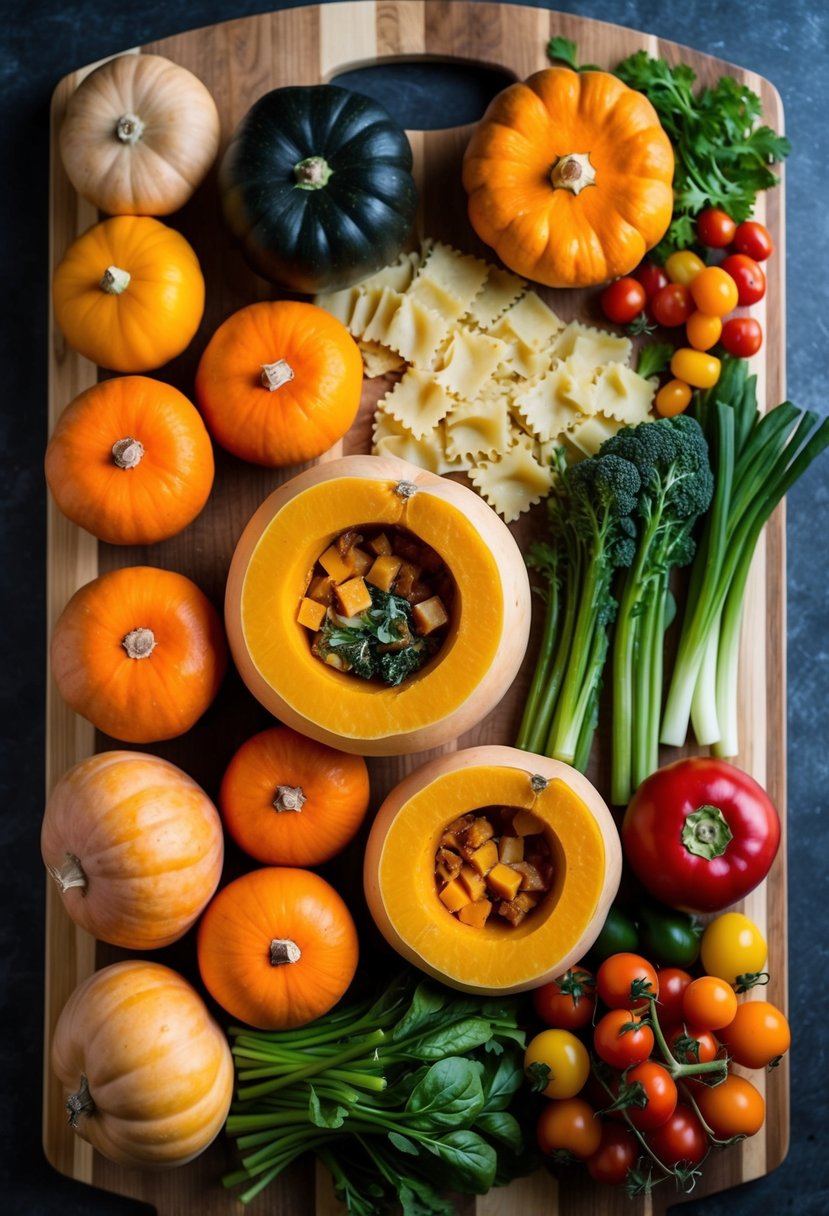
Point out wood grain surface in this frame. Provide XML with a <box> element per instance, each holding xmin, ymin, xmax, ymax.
<box><xmin>44</xmin><ymin>3</ymin><xmax>788</xmax><ymax>1213</ymax></box>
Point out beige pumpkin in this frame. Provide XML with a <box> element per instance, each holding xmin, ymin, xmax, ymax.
<box><xmin>41</xmin><ymin>750</ymin><xmax>224</xmax><ymax>950</ymax></box>
<box><xmin>224</xmin><ymin>454</ymin><xmax>532</xmax><ymax>756</ymax></box>
<box><xmin>51</xmin><ymin>960</ymin><xmax>233</xmax><ymax>1168</ymax></box>
<box><xmin>59</xmin><ymin>53</ymin><xmax>220</xmax><ymax>216</ymax></box>
<box><xmin>363</xmin><ymin>746</ymin><xmax>622</xmax><ymax>994</ymax></box>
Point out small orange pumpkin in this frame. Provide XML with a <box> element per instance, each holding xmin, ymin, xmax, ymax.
<box><xmin>41</xmin><ymin>750</ymin><xmax>224</xmax><ymax>950</ymax></box>
<box><xmin>196</xmin><ymin>866</ymin><xmax>359</xmax><ymax>1030</ymax></box>
<box><xmin>45</xmin><ymin>375</ymin><xmax>215</xmax><ymax>545</ymax></box>
<box><xmin>50</xmin><ymin>565</ymin><xmax>227</xmax><ymax>743</ymax></box>
<box><xmin>462</xmin><ymin>67</ymin><xmax>674</xmax><ymax>287</ymax></box>
<box><xmin>51</xmin><ymin>960</ymin><xmax>233</xmax><ymax>1168</ymax></box>
<box><xmin>219</xmin><ymin>725</ymin><xmax>370</xmax><ymax>867</ymax></box>
<box><xmin>194</xmin><ymin>300</ymin><xmax>363</xmax><ymax>466</ymax></box>
<box><xmin>53</xmin><ymin>215</ymin><xmax>205</xmax><ymax>372</ymax></box>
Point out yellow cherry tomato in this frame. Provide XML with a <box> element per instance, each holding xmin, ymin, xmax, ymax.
<box><xmin>700</xmin><ymin>912</ymin><xmax>768</xmax><ymax>988</ymax></box>
<box><xmin>665</xmin><ymin>250</ymin><xmax>706</xmax><ymax>285</ymax></box>
<box><xmin>670</xmin><ymin>348</ymin><xmax>721</xmax><ymax>389</ymax></box>
<box><xmin>524</xmin><ymin>1029</ymin><xmax>591</xmax><ymax>1099</ymax></box>
<box><xmin>685</xmin><ymin>310</ymin><xmax>723</xmax><ymax>352</ymax></box>
<box><xmin>655</xmin><ymin>378</ymin><xmax>692</xmax><ymax>417</ymax></box>
<box><xmin>689</xmin><ymin>266</ymin><xmax>740</xmax><ymax>316</ymax></box>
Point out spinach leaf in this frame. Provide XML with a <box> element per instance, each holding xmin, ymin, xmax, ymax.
<box><xmin>405</xmin><ymin>1058</ymin><xmax>485</xmax><ymax>1128</ymax></box>
<box><xmin>479</xmin><ymin>1049</ymin><xmax>525</xmax><ymax>1112</ymax></box>
<box><xmin>308</xmin><ymin>1086</ymin><xmax>348</xmax><ymax>1128</ymax></box>
<box><xmin>475</xmin><ymin>1111</ymin><xmax>524</xmax><ymax>1153</ymax></box>
<box><xmin>425</xmin><ymin>1130</ymin><xmax>498</xmax><ymax>1193</ymax></box>
<box><xmin>398</xmin><ymin>1177</ymin><xmax>457</xmax><ymax>1216</ymax></box>
<box><xmin>406</xmin><ymin>1016</ymin><xmax>493</xmax><ymax>1060</ymax></box>
<box><xmin>392</xmin><ymin>982</ymin><xmax>447</xmax><ymax>1042</ymax></box>
<box><xmin>388</xmin><ymin>1130</ymin><xmax>420</xmax><ymax>1156</ymax></box>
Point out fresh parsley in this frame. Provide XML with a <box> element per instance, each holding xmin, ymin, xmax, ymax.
<box><xmin>636</xmin><ymin>341</ymin><xmax>675</xmax><ymax>380</ymax></box>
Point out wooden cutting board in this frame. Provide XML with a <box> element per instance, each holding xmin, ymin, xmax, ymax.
<box><xmin>44</xmin><ymin>3</ymin><xmax>788</xmax><ymax>1213</ymax></box>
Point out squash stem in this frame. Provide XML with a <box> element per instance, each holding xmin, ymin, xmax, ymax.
<box><xmin>111</xmin><ymin>437</ymin><xmax>145</xmax><ymax>469</ymax></box>
<box><xmin>116</xmin><ymin>112</ymin><xmax>145</xmax><ymax>143</ymax></box>
<box><xmin>47</xmin><ymin>852</ymin><xmax>87</xmax><ymax>894</ymax></box>
<box><xmin>100</xmin><ymin>265</ymin><xmax>131</xmax><ymax>294</ymax></box>
<box><xmin>294</xmin><ymin>155</ymin><xmax>333</xmax><ymax>189</ymax></box>
<box><xmin>66</xmin><ymin>1074</ymin><xmax>95</xmax><ymax>1127</ymax></box>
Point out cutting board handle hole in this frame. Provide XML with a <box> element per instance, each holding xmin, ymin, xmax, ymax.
<box><xmin>328</xmin><ymin>57</ymin><xmax>516</xmax><ymax>129</ymax></box>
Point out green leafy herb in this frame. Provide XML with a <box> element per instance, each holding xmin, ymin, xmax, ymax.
<box><xmin>546</xmin><ymin>36</ymin><xmax>601</xmax><ymax>73</ymax></box>
<box><xmin>636</xmin><ymin>342</ymin><xmax>674</xmax><ymax>380</ymax></box>
<box><xmin>315</xmin><ymin>584</ymin><xmax>438</xmax><ymax>686</ymax></box>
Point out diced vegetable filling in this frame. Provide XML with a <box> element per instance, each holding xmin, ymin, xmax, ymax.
<box><xmin>435</xmin><ymin>806</ymin><xmax>554</xmax><ymax>928</ymax></box>
<box><xmin>299</xmin><ymin>526</ymin><xmax>454</xmax><ymax>686</ymax></box>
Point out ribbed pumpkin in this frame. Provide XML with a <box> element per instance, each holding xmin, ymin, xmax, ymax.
<box><xmin>462</xmin><ymin>67</ymin><xmax>674</xmax><ymax>287</ymax></box>
<box><xmin>53</xmin><ymin>215</ymin><xmax>205</xmax><ymax>372</ymax></box>
<box><xmin>50</xmin><ymin>565</ymin><xmax>227</xmax><ymax>743</ymax></box>
<box><xmin>364</xmin><ymin>746</ymin><xmax>622</xmax><ymax>995</ymax></box>
<box><xmin>45</xmin><ymin>376</ymin><xmax>214</xmax><ymax>544</ymax></box>
<box><xmin>194</xmin><ymin>300</ymin><xmax>363</xmax><ymax>467</ymax></box>
<box><xmin>219</xmin><ymin>726</ymin><xmax>370</xmax><ymax>866</ymax></box>
<box><xmin>51</xmin><ymin>960</ymin><xmax>233</xmax><ymax>1168</ymax></box>
<box><xmin>59</xmin><ymin>52</ymin><xmax>220</xmax><ymax>216</ymax></box>
<box><xmin>196</xmin><ymin>867</ymin><xmax>359</xmax><ymax>1030</ymax></box>
<box><xmin>41</xmin><ymin>751</ymin><xmax>224</xmax><ymax>950</ymax></box>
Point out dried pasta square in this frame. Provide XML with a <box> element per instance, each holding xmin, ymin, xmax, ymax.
<box><xmin>358</xmin><ymin>339</ymin><xmax>405</xmax><ymax>378</ymax></box>
<box><xmin>465</xmin><ymin>266</ymin><xmax>526</xmax><ymax>328</ymax></box>
<box><xmin>470</xmin><ymin>445</ymin><xmax>555</xmax><ymax>523</ymax></box>
<box><xmin>434</xmin><ymin>329</ymin><xmax>507</xmax><ymax>399</ymax></box>
<box><xmin>491</xmin><ymin>292</ymin><xmax>563</xmax><ymax>349</ymax></box>
<box><xmin>383</xmin><ymin>295</ymin><xmax>449</xmax><ymax>364</ymax></box>
<box><xmin>445</xmin><ymin>395</ymin><xmax>511</xmax><ymax>462</ymax></box>
<box><xmin>592</xmin><ymin>363</ymin><xmax>657</xmax><ymax>423</ymax></box>
<box><xmin>411</xmin><ymin>241</ymin><xmax>489</xmax><ymax>315</ymax></box>
<box><xmin>513</xmin><ymin>365</ymin><xmax>590</xmax><ymax>441</ymax></box>
<box><xmin>567</xmin><ymin>413</ymin><xmax>627</xmax><ymax>456</ymax></box>
<box><xmin>381</xmin><ymin>368</ymin><xmax>454</xmax><ymax>439</ymax></box>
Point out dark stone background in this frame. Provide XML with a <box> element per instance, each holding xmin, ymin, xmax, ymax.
<box><xmin>2</xmin><ymin>0</ymin><xmax>826</xmax><ymax>1212</ymax></box>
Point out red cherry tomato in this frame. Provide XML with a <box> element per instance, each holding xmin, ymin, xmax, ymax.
<box><xmin>620</xmin><ymin>1061</ymin><xmax>678</xmax><ymax>1130</ymax></box>
<box><xmin>656</xmin><ymin>968</ymin><xmax>693</xmax><ymax>1024</ymax></box>
<box><xmin>593</xmin><ymin>1009</ymin><xmax>654</xmax><ymax>1070</ymax></box>
<box><xmin>644</xmin><ymin>1103</ymin><xmax>707</xmax><ymax>1167</ymax></box>
<box><xmin>532</xmin><ymin>969</ymin><xmax>596</xmax><ymax>1030</ymax></box>
<box><xmin>695</xmin><ymin>207</ymin><xmax>737</xmax><ymax>248</ymax></box>
<box><xmin>596</xmin><ymin>953</ymin><xmax>659</xmax><ymax>1009</ymax></box>
<box><xmin>733</xmin><ymin>220</ymin><xmax>773</xmax><ymax>261</ymax></box>
<box><xmin>601</xmin><ymin>277</ymin><xmax>647</xmax><ymax>325</ymax></box>
<box><xmin>720</xmin><ymin>253</ymin><xmax>767</xmax><ymax>305</ymax></box>
<box><xmin>585</xmin><ymin>1122</ymin><xmax>640</xmax><ymax>1185</ymax></box>
<box><xmin>635</xmin><ymin>262</ymin><xmax>669</xmax><ymax>301</ymax></box>
<box><xmin>720</xmin><ymin>316</ymin><xmax>763</xmax><ymax>357</ymax></box>
<box><xmin>650</xmin><ymin>282</ymin><xmax>693</xmax><ymax>327</ymax></box>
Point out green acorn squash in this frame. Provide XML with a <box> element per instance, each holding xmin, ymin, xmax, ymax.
<box><xmin>219</xmin><ymin>84</ymin><xmax>418</xmax><ymax>294</ymax></box>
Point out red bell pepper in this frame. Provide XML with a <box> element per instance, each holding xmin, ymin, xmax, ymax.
<box><xmin>621</xmin><ymin>757</ymin><xmax>781</xmax><ymax>913</ymax></box>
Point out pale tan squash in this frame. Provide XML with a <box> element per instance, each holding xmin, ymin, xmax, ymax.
<box><xmin>59</xmin><ymin>53</ymin><xmax>220</xmax><ymax>216</ymax></box>
<box><xmin>363</xmin><ymin>746</ymin><xmax>622</xmax><ymax>994</ymax></box>
<box><xmin>224</xmin><ymin>455</ymin><xmax>532</xmax><ymax>756</ymax></box>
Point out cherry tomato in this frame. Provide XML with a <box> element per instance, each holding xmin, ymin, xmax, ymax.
<box><xmin>665</xmin><ymin>1022</ymin><xmax>720</xmax><ymax>1065</ymax></box>
<box><xmin>621</xmin><ymin>1061</ymin><xmax>678</xmax><ymax>1130</ymax></box>
<box><xmin>717</xmin><ymin>1000</ymin><xmax>791</xmax><ymax>1068</ymax></box>
<box><xmin>596</xmin><ymin>953</ymin><xmax>659</xmax><ymax>1009</ymax></box>
<box><xmin>655</xmin><ymin>379</ymin><xmax>692</xmax><ymax>418</ymax></box>
<box><xmin>536</xmin><ymin>1097</ymin><xmax>602</xmax><ymax>1159</ymax></box>
<box><xmin>533</xmin><ymin>968</ymin><xmax>596</xmax><ymax>1030</ymax></box>
<box><xmin>682</xmin><ymin>976</ymin><xmax>738</xmax><ymax>1030</ymax></box>
<box><xmin>593</xmin><ymin>1009</ymin><xmax>654</xmax><ymax>1070</ymax></box>
<box><xmin>656</xmin><ymin>968</ymin><xmax>693</xmax><ymax>1024</ymax></box>
<box><xmin>695</xmin><ymin>207</ymin><xmax>737</xmax><ymax>248</ymax></box>
<box><xmin>524</xmin><ymin>1028</ymin><xmax>591</xmax><ymax>1099</ymax></box>
<box><xmin>695</xmin><ymin>1072</ymin><xmax>765</xmax><ymax>1139</ymax></box>
<box><xmin>586</xmin><ymin>1122</ymin><xmax>640</xmax><ymax>1185</ymax></box>
<box><xmin>720</xmin><ymin>316</ymin><xmax>763</xmax><ymax>358</ymax></box>
<box><xmin>635</xmin><ymin>262</ymin><xmax>669</xmax><ymax>300</ymax></box>
<box><xmin>665</xmin><ymin>249</ymin><xmax>706</xmax><ymax>286</ymax></box>
<box><xmin>670</xmin><ymin>348</ymin><xmax>721</xmax><ymax>389</ymax></box>
<box><xmin>601</xmin><ymin>277</ymin><xmax>647</xmax><ymax>325</ymax></box>
<box><xmin>700</xmin><ymin>912</ymin><xmax>768</xmax><ymax>988</ymax></box>
<box><xmin>650</xmin><ymin>282</ymin><xmax>693</xmax><ymax>327</ymax></box>
<box><xmin>720</xmin><ymin>253</ymin><xmax>766</xmax><ymax>305</ymax></box>
<box><xmin>685</xmin><ymin>310</ymin><xmax>723</xmax><ymax>352</ymax></box>
<box><xmin>689</xmin><ymin>266</ymin><xmax>740</xmax><ymax>316</ymax></box>
<box><xmin>733</xmin><ymin>220</ymin><xmax>773</xmax><ymax>261</ymax></box>
<box><xmin>644</xmin><ymin>1103</ymin><xmax>708</xmax><ymax>1167</ymax></box>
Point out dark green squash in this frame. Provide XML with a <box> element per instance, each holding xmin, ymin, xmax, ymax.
<box><xmin>219</xmin><ymin>84</ymin><xmax>418</xmax><ymax>294</ymax></box>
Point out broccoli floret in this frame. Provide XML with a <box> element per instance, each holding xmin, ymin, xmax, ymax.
<box><xmin>602</xmin><ymin>414</ymin><xmax>714</xmax><ymax>524</ymax></box>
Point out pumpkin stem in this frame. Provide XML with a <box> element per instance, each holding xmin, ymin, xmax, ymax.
<box><xmin>100</xmin><ymin>265</ymin><xmax>131</xmax><ymax>294</ymax></box>
<box><xmin>66</xmin><ymin>1075</ymin><xmax>95</xmax><ymax>1127</ymax></box>
<box><xmin>115</xmin><ymin>112</ymin><xmax>145</xmax><ymax>144</ymax></box>
<box><xmin>270</xmin><ymin>938</ymin><xmax>302</xmax><ymax>965</ymax></box>
<box><xmin>111</xmin><ymin>437</ymin><xmax>145</xmax><ymax>469</ymax></box>
<box><xmin>122</xmin><ymin>627</ymin><xmax>157</xmax><ymax>659</ymax></box>
<box><xmin>273</xmin><ymin>784</ymin><xmax>306</xmax><ymax>812</ymax></box>
<box><xmin>550</xmin><ymin>153</ymin><xmax>596</xmax><ymax>196</ymax></box>
<box><xmin>47</xmin><ymin>852</ymin><xmax>88</xmax><ymax>894</ymax></box>
<box><xmin>261</xmin><ymin>360</ymin><xmax>295</xmax><ymax>391</ymax></box>
<box><xmin>394</xmin><ymin>480</ymin><xmax>419</xmax><ymax>500</ymax></box>
<box><xmin>530</xmin><ymin>773</ymin><xmax>549</xmax><ymax>793</ymax></box>
<box><xmin>294</xmin><ymin>156</ymin><xmax>333</xmax><ymax>190</ymax></box>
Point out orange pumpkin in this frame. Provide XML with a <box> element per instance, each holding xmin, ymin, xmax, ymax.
<box><xmin>50</xmin><ymin>565</ymin><xmax>227</xmax><ymax>743</ymax></box>
<box><xmin>53</xmin><ymin>215</ymin><xmax>205</xmax><ymax>372</ymax></box>
<box><xmin>194</xmin><ymin>300</ymin><xmax>363</xmax><ymax>466</ymax></box>
<box><xmin>219</xmin><ymin>726</ymin><xmax>370</xmax><ymax>866</ymax></box>
<box><xmin>196</xmin><ymin>866</ymin><xmax>359</xmax><ymax>1030</ymax></box>
<box><xmin>45</xmin><ymin>375</ymin><xmax>215</xmax><ymax>545</ymax></box>
<box><xmin>462</xmin><ymin>67</ymin><xmax>674</xmax><ymax>287</ymax></box>
<box><xmin>51</xmin><ymin>960</ymin><xmax>233</xmax><ymax>1168</ymax></box>
<box><xmin>41</xmin><ymin>750</ymin><xmax>224</xmax><ymax>950</ymax></box>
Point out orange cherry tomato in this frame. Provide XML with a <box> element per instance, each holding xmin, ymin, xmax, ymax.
<box><xmin>682</xmin><ymin>975</ymin><xmax>738</xmax><ymax>1030</ymax></box>
<box><xmin>670</xmin><ymin>348</ymin><xmax>721</xmax><ymax>389</ymax></box>
<box><xmin>695</xmin><ymin>1072</ymin><xmax>765</xmax><ymax>1139</ymax></box>
<box><xmin>689</xmin><ymin>266</ymin><xmax>740</xmax><ymax>316</ymax></box>
<box><xmin>685</xmin><ymin>310</ymin><xmax>723</xmax><ymax>351</ymax></box>
<box><xmin>665</xmin><ymin>1022</ymin><xmax>720</xmax><ymax>1065</ymax></box>
<box><xmin>655</xmin><ymin>378</ymin><xmax>692</xmax><ymax>418</ymax></box>
<box><xmin>536</xmin><ymin>1097</ymin><xmax>602</xmax><ymax>1159</ymax></box>
<box><xmin>718</xmin><ymin>999</ymin><xmax>791</xmax><ymax>1068</ymax></box>
<box><xmin>665</xmin><ymin>249</ymin><xmax>706</xmax><ymax>286</ymax></box>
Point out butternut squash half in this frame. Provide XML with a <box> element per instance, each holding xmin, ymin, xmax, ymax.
<box><xmin>363</xmin><ymin>746</ymin><xmax>622</xmax><ymax>994</ymax></box>
<box><xmin>225</xmin><ymin>455</ymin><xmax>531</xmax><ymax>755</ymax></box>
